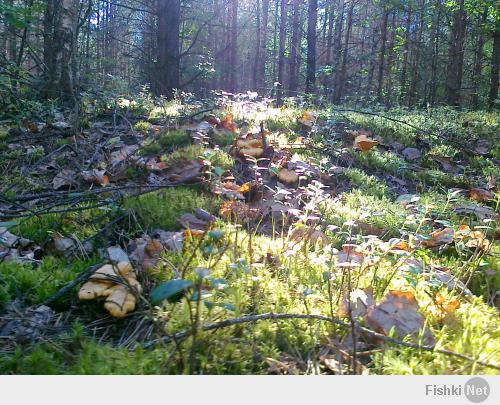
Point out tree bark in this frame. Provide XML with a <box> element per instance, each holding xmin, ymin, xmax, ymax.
<box><xmin>488</xmin><ymin>29</ymin><xmax>500</xmax><ymax>108</ymax></box>
<box><xmin>156</xmin><ymin>0</ymin><xmax>181</xmax><ymax>98</ymax></box>
<box><xmin>333</xmin><ymin>0</ymin><xmax>353</xmax><ymax>104</ymax></box>
<box><xmin>276</xmin><ymin>0</ymin><xmax>286</xmax><ymax>105</ymax></box>
<box><xmin>305</xmin><ymin>0</ymin><xmax>317</xmax><ymax>94</ymax></box>
<box><xmin>445</xmin><ymin>0</ymin><xmax>466</xmax><ymax>106</ymax></box>
<box><xmin>376</xmin><ymin>5</ymin><xmax>389</xmax><ymax>102</ymax></box>
<box><xmin>288</xmin><ymin>0</ymin><xmax>300</xmax><ymax>96</ymax></box>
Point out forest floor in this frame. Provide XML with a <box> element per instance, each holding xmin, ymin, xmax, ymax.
<box><xmin>0</xmin><ymin>94</ymin><xmax>499</xmax><ymax>374</ymax></box>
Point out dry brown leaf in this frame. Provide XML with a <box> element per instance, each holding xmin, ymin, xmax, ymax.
<box><xmin>469</xmin><ymin>188</ymin><xmax>494</xmax><ymax>202</ymax></box>
<box><xmin>81</xmin><ymin>169</ymin><xmax>109</xmax><ymax>186</ymax></box>
<box><xmin>365</xmin><ymin>290</ymin><xmax>432</xmax><ymax>342</ymax></box>
<box><xmin>277</xmin><ymin>168</ymin><xmax>299</xmax><ymax>185</ymax></box>
<box><xmin>219</xmin><ymin>113</ymin><xmax>237</xmax><ymax>132</ymax></box>
<box><xmin>334</xmin><ymin>245</ymin><xmax>364</xmax><ymax>268</ymax></box>
<box><xmin>52</xmin><ymin>169</ymin><xmax>77</xmax><ymax>190</ymax></box>
<box><xmin>354</xmin><ymin>135</ymin><xmax>378</xmax><ymax>151</ymax></box>
<box><xmin>422</xmin><ymin>228</ymin><xmax>454</xmax><ymax>248</ymax></box>
<box><xmin>426</xmin><ymin>292</ymin><xmax>460</xmax><ymax>323</ymax></box>
<box><xmin>288</xmin><ymin>227</ymin><xmax>330</xmax><ymax>248</ymax></box>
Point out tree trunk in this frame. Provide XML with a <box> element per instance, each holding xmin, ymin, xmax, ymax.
<box><xmin>399</xmin><ymin>5</ymin><xmax>411</xmax><ymax>103</ymax></box>
<box><xmin>253</xmin><ymin>0</ymin><xmax>261</xmax><ymax>91</ymax></box>
<box><xmin>305</xmin><ymin>0</ymin><xmax>317</xmax><ymax>94</ymax></box>
<box><xmin>408</xmin><ymin>2</ymin><xmax>424</xmax><ymax>106</ymax></box>
<box><xmin>376</xmin><ymin>5</ymin><xmax>389</xmax><ymax>102</ymax></box>
<box><xmin>471</xmin><ymin>9</ymin><xmax>487</xmax><ymax>109</ymax></box>
<box><xmin>333</xmin><ymin>0</ymin><xmax>353</xmax><ymax>104</ymax></box>
<box><xmin>156</xmin><ymin>0</ymin><xmax>180</xmax><ymax>98</ymax></box>
<box><xmin>429</xmin><ymin>0</ymin><xmax>442</xmax><ymax>105</ymax></box>
<box><xmin>229</xmin><ymin>0</ymin><xmax>238</xmax><ymax>93</ymax></box>
<box><xmin>276</xmin><ymin>0</ymin><xmax>286</xmax><ymax>105</ymax></box>
<box><xmin>488</xmin><ymin>29</ymin><xmax>500</xmax><ymax>108</ymax></box>
<box><xmin>258</xmin><ymin>0</ymin><xmax>269</xmax><ymax>93</ymax></box>
<box><xmin>288</xmin><ymin>0</ymin><xmax>300</xmax><ymax>96</ymax></box>
<box><xmin>332</xmin><ymin>0</ymin><xmax>344</xmax><ymax>102</ymax></box>
<box><xmin>445</xmin><ymin>0</ymin><xmax>466</xmax><ymax>106</ymax></box>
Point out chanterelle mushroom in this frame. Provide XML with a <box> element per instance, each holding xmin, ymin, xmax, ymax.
<box><xmin>78</xmin><ymin>261</ymin><xmax>141</xmax><ymax>318</ymax></box>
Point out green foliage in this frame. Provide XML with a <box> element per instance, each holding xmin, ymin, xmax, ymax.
<box><xmin>124</xmin><ymin>187</ymin><xmax>218</xmax><ymax>231</ymax></box>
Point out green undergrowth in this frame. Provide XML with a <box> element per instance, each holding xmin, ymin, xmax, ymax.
<box><xmin>0</xmin><ymin>102</ymin><xmax>499</xmax><ymax>375</ymax></box>
<box><xmin>124</xmin><ymin>187</ymin><xmax>219</xmax><ymax>231</ymax></box>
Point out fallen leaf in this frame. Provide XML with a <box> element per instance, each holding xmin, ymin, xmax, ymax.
<box><xmin>288</xmin><ymin>227</ymin><xmax>330</xmax><ymax>248</ymax></box>
<box><xmin>52</xmin><ymin>169</ymin><xmax>77</xmax><ymax>190</ymax></box>
<box><xmin>365</xmin><ymin>290</ymin><xmax>433</xmax><ymax>342</ymax></box>
<box><xmin>334</xmin><ymin>245</ymin><xmax>364</xmax><ymax>268</ymax></box>
<box><xmin>469</xmin><ymin>188</ymin><xmax>494</xmax><ymax>202</ymax></box>
<box><xmin>452</xmin><ymin>204</ymin><xmax>499</xmax><ymax>221</ymax></box>
<box><xmin>426</xmin><ymin>292</ymin><xmax>460</xmax><ymax>323</ymax></box>
<box><xmin>219</xmin><ymin>201</ymin><xmax>260</xmax><ymax>221</ymax></box>
<box><xmin>219</xmin><ymin>113</ymin><xmax>237</xmax><ymax>132</ymax></box>
<box><xmin>178</xmin><ymin>211</ymin><xmax>214</xmax><ymax>230</ymax></box>
<box><xmin>81</xmin><ymin>169</ymin><xmax>109</xmax><ymax>186</ymax></box>
<box><xmin>422</xmin><ymin>228</ymin><xmax>454</xmax><ymax>248</ymax></box>
<box><xmin>402</xmin><ymin>147</ymin><xmax>422</xmax><ymax>161</ymax></box>
<box><xmin>354</xmin><ymin>135</ymin><xmax>378</xmax><ymax>151</ymax></box>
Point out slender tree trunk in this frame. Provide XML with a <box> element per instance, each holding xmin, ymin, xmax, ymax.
<box><xmin>332</xmin><ymin>0</ymin><xmax>344</xmax><ymax>102</ymax></box>
<box><xmin>429</xmin><ymin>0</ymin><xmax>442</xmax><ymax>105</ymax></box>
<box><xmin>59</xmin><ymin>0</ymin><xmax>77</xmax><ymax>100</ymax></box>
<box><xmin>399</xmin><ymin>5</ymin><xmax>411</xmax><ymax>103</ymax></box>
<box><xmin>276</xmin><ymin>0</ymin><xmax>286</xmax><ymax>105</ymax></box>
<box><xmin>156</xmin><ymin>0</ymin><xmax>180</xmax><ymax>98</ymax></box>
<box><xmin>376</xmin><ymin>5</ymin><xmax>389</xmax><ymax>102</ymax></box>
<box><xmin>229</xmin><ymin>0</ymin><xmax>238</xmax><ymax>93</ymax></box>
<box><xmin>445</xmin><ymin>0</ymin><xmax>466</xmax><ymax>106</ymax></box>
<box><xmin>408</xmin><ymin>2</ymin><xmax>424</xmax><ymax>106</ymax></box>
<box><xmin>488</xmin><ymin>29</ymin><xmax>500</xmax><ymax>108</ymax></box>
<box><xmin>253</xmin><ymin>0</ymin><xmax>261</xmax><ymax>91</ymax></box>
<box><xmin>258</xmin><ymin>0</ymin><xmax>269</xmax><ymax>93</ymax></box>
<box><xmin>471</xmin><ymin>9</ymin><xmax>487</xmax><ymax>109</ymax></box>
<box><xmin>305</xmin><ymin>0</ymin><xmax>317</xmax><ymax>94</ymax></box>
<box><xmin>333</xmin><ymin>0</ymin><xmax>353</xmax><ymax>104</ymax></box>
<box><xmin>288</xmin><ymin>0</ymin><xmax>300</xmax><ymax>96</ymax></box>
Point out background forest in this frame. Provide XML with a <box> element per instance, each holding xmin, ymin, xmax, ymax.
<box><xmin>0</xmin><ymin>0</ymin><xmax>499</xmax><ymax>111</ymax></box>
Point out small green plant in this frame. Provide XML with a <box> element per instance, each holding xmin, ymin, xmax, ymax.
<box><xmin>134</xmin><ymin>120</ymin><xmax>150</xmax><ymax>134</ymax></box>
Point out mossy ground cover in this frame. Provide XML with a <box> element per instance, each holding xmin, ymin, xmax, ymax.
<box><xmin>0</xmin><ymin>98</ymin><xmax>498</xmax><ymax>375</ymax></box>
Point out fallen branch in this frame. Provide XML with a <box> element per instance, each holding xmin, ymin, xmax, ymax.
<box><xmin>144</xmin><ymin>312</ymin><xmax>500</xmax><ymax>371</ymax></box>
<box><xmin>42</xmin><ymin>263</ymin><xmax>103</xmax><ymax>306</ymax></box>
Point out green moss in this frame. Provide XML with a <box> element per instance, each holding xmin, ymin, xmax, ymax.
<box><xmin>343</xmin><ymin>168</ymin><xmax>390</xmax><ymax>199</ymax></box>
<box><xmin>124</xmin><ymin>187</ymin><xmax>218</xmax><ymax>231</ymax></box>
<box><xmin>0</xmin><ymin>256</ymin><xmax>99</xmax><ymax>308</ymax></box>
